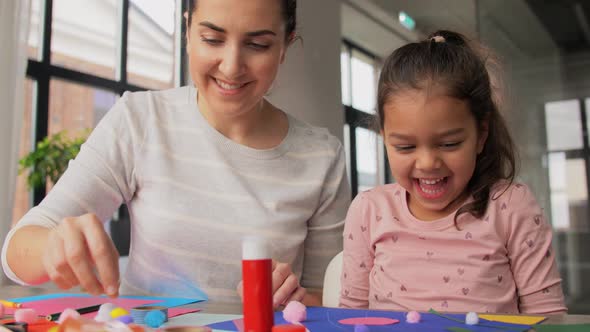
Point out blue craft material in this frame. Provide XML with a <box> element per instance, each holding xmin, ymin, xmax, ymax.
<box><xmin>207</xmin><ymin>307</ymin><xmax>532</xmax><ymax>332</ymax></box>
<box><xmin>145</xmin><ymin>310</ymin><xmax>167</xmax><ymax>328</ymax></box>
<box><xmin>8</xmin><ymin>293</ymin><xmax>205</xmax><ymax>308</ymax></box>
<box><xmin>115</xmin><ymin>315</ymin><xmax>134</xmax><ymax>324</ymax></box>
<box><xmin>354</xmin><ymin>324</ymin><xmax>369</xmax><ymax>332</ymax></box>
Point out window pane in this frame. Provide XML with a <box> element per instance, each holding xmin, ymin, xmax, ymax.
<box><xmin>49</xmin><ymin>79</ymin><xmax>118</xmax><ymax>136</ymax></box>
<box><xmin>12</xmin><ymin>79</ymin><xmax>36</xmax><ymax>225</ymax></box>
<box><xmin>51</xmin><ymin>0</ymin><xmax>118</xmax><ymax>79</ymax></box>
<box><xmin>46</xmin><ymin>79</ymin><xmax>118</xmax><ymax>191</ymax></box>
<box><xmin>545</xmin><ymin>100</ymin><xmax>583</xmax><ymax>151</ymax></box>
<box><xmin>351</xmin><ymin>50</ymin><xmax>376</xmax><ymax>114</ymax></box>
<box><xmin>355</xmin><ymin>127</ymin><xmax>377</xmax><ymax>192</ymax></box>
<box><xmin>28</xmin><ymin>0</ymin><xmax>42</xmax><ymax>60</ymax></box>
<box><xmin>548</xmin><ymin>153</ymin><xmax>588</xmax><ymax>231</ymax></box>
<box><xmin>128</xmin><ymin>0</ymin><xmax>177</xmax><ymax>89</ymax></box>
<box><xmin>341</xmin><ymin>45</ymin><xmax>351</xmax><ymax>106</ymax></box>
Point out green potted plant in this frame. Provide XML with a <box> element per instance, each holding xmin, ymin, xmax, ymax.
<box><xmin>18</xmin><ymin>129</ymin><xmax>131</xmax><ymax>256</ymax></box>
<box><xmin>19</xmin><ymin>130</ymin><xmax>89</xmax><ymax>190</ymax></box>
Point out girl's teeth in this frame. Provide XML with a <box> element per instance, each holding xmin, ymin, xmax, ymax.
<box><xmin>420</xmin><ymin>178</ymin><xmax>443</xmax><ymax>185</ymax></box>
<box><xmin>418</xmin><ymin>178</ymin><xmax>445</xmax><ymax>195</ymax></box>
<box><xmin>216</xmin><ymin>79</ymin><xmax>243</xmax><ymax>90</ymax></box>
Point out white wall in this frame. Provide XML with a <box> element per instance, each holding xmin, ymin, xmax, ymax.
<box><xmin>0</xmin><ymin>0</ymin><xmax>29</xmax><ymax>285</ymax></box>
<box><xmin>268</xmin><ymin>0</ymin><xmax>345</xmax><ymax>141</ymax></box>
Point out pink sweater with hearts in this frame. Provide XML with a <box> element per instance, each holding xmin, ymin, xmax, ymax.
<box><xmin>339</xmin><ymin>182</ymin><xmax>567</xmax><ymax>314</ymax></box>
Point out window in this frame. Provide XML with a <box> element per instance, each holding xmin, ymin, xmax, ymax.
<box><xmin>128</xmin><ymin>0</ymin><xmax>178</xmax><ymax>89</ymax></box>
<box><xmin>544</xmin><ymin>98</ymin><xmax>590</xmax><ymax>312</ymax></box>
<box><xmin>14</xmin><ymin>0</ymin><xmax>186</xmax><ymax>226</ymax></box>
<box><xmin>341</xmin><ymin>40</ymin><xmax>388</xmax><ymax>197</ymax></box>
<box><xmin>545</xmin><ymin>99</ymin><xmax>590</xmax><ymax>231</ymax></box>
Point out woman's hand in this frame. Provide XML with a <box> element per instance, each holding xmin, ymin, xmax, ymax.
<box><xmin>42</xmin><ymin>213</ymin><xmax>120</xmax><ymax>297</ymax></box>
<box><xmin>237</xmin><ymin>260</ymin><xmax>306</xmax><ymax>309</ymax></box>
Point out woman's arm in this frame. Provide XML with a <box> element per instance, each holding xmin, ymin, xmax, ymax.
<box><xmin>2</xmin><ymin>92</ymin><xmax>146</xmax><ymax>295</ymax></box>
<box><xmin>300</xmin><ymin>142</ymin><xmax>351</xmax><ymax>298</ymax></box>
<box><xmin>339</xmin><ymin>192</ymin><xmax>373</xmax><ymax>308</ymax></box>
<box><xmin>6</xmin><ymin>217</ymin><xmax>120</xmax><ymax>296</ymax></box>
<box><xmin>5</xmin><ymin>225</ymin><xmax>50</xmax><ymax>284</ymax></box>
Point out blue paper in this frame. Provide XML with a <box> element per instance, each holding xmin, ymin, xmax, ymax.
<box><xmin>9</xmin><ymin>293</ymin><xmax>205</xmax><ymax>308</ymax></box>
<box><xmin>208</xmin><ymin>307</ymin><xmax>531</xmax><ymax>332</ymax></box>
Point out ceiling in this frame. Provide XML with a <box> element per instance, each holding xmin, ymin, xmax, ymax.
<box><xmin>369</xmin><ymin>0</ymin><xmax>477</xmax><ymax>38</ymax></box>
<box><xmin>525</xmin><ymin>0</ymin><xmax>590</xmax><ymax>53</ymax></box>
<box><xmin>364</xmin><ymin>0</ymin><xmax>590</xmax><ymax>57</ymax></box>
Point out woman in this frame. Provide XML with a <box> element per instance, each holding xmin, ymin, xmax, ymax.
<box><xmin>2</xmin><ymin>0</ymin><xmax>350</xmax><ymax>307</ymax></box>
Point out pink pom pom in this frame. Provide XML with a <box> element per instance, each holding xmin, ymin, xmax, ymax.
<box><xmin>282</xmin><ymin>301</ymin><xmax>307</xmax><ymax>324</ymax></box>
<box><xmin>406</xmin><ymin>311</ymin><xmax>421</xmax><ymax>324</ymax></box>
<box><xmin>0</xmin><ymin>303</ymin><xmax>4</xmax><ymax>319</ymax></box>
<box><xmin>14</xmin><ymin>308</ymin><xmax>38</xmax><ymax>324</ymax></box>
<box><xmin>58</xmin><ymin>308</ymin><xmax>81</xmax><ymax>324</ymax></box>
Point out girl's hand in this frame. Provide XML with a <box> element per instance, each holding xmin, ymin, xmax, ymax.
<box><xmin>237</xmin><ymin>260</ymin><xmax>306</xmax><ymax>309</ymax></box>
<box><xmin>42</xmin><ymin>213</ymin><xmax>120</xmax><ymax>297</ymax></box>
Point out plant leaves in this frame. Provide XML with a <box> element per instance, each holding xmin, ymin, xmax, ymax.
<box><xmin>18</xmin><ymin>129</ymin><xmax>89</xmax><ymax>190</ymax></box>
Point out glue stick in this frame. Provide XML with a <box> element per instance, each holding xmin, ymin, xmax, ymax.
<box><xmin>242</xmin><ymin>236</ymin><xmax>273</xmax><ymax>332</ymax></box>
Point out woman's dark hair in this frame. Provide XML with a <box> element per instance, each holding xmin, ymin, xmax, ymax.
<box><xmin>185</xmin><ymin>0</ymin><xmax>297</xmax><ymax>42</ymax></box>
<box><xmin>377</xmin><ymin>30</ymin><xmax>517</xmax><ymax>226</ymax></box>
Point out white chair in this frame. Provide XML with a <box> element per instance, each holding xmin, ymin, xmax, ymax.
<box><xmin>322</xmin><ymin>251</ymin><xmax>343</xmax><ymax>307</ymax></box>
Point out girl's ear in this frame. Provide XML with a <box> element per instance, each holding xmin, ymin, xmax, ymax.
<box><xmin>477</xmin><ymin>119</ymin><xmax>489</xmax><ymax>154</ymax></box>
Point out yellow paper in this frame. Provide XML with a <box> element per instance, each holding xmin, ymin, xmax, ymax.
<box><xmin>479</xmin><ymin>314</ymin><xmax>546</xmax><ymax>325</ymax></box>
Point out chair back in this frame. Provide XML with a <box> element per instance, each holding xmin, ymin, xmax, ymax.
<box><xmin>322</xmin><ymin>251</ymin><xmax>343</xmax><ymax>307</ymax></box>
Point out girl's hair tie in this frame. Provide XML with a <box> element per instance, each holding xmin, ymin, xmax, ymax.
<box><xmin>430</xmin><ymin>35</ymin><xmax>445</xmax><ymax>43</ymax></box>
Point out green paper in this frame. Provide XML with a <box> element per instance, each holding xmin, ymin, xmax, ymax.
<box><xmin>429</xmin><ymin>308</ymin><xmax>465</xmax><ymax>323</ymax></box>
<box><xmin>429</xmin><ymin>308</ymin><xmax>528</xmax><ymax>331</ymax></box>
<box><xmin>447</xmin><ymin>328</ymin><xmax>474</xmax><ymax>332</ymax></box>
<box><xmin>531</xmin><ymin>324</ymin><xmax>590</xmax><ymax>332</ymax></box>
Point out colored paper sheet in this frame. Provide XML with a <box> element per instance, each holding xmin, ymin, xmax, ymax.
<box><xmin>162</xmin><ymin>312</ymin><xmax>242</xmax><ymax>327</ymax></box>
<box><xmin>1</xmin><ymin>310</ymin><xmax>199</xmax><ymax>332</ymax></box>
<box><xmin>531</xmin><ymin>324</ymin><xmax>590</xmax><ymax>332</ymax></box>
<box><xmin>5</xmin><ymin>296</ymin><xmax>159</xmax><ymax>316</ymax></box>
<box><xmin>9</xmin><ymin>292</ymin><xmax>206</xmax><ymax>307</ymax></box>
<box><xmin>4</xmin><ymin>294</ymin><xmax>203</xmax><ymax>319</ymax></box>
<box><xmin>207</xmin><ymin>307</ymin><xmax>532</xmax><ymax>332</ymax></box>
<box><xmin>479</xmin><ymin>314</ymin><xmax>546</xmax><ymax>325</ymax></box>
<box><xmin>169</xmin><ymin>308</ymin><xmax>202</xmax><ymax>317</ymax></box>
<box><xmin>9</xmin><ymin>293</ymin><xmax>90</xmax><ymax>302</ymax></box>
<box><xmin>232</xmin><ymin>318</ymin><xmax>244</xmax><ymax>332</ymax></box>
<box><xmin>338</xmin><ymin>317</ymin><xmax>399</xmax><ymax>325</ymax></box>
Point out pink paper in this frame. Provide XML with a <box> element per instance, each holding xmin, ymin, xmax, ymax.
<box><xmin>168</xmin><ymin>308</ymin><xmax>201</xmax><ymax>317</ymax></box>
<box><xmin>5</xmin><ymin>297</ymin><xmax>199</xmax><ymax>319</ymax></box>
<box><xmin>338</xmin><ymin>317</ymin><xmax>400</xmax><ymax>325</ymax></box>
<box><xmin>6</xmin><ymin>297</ymin><xmax>157</xmax><ymax>316</ymax></box>
<box><xmin>232</xmin><ymin>318</ymin><xmax>244</xmax><ymax>332</ymax></box>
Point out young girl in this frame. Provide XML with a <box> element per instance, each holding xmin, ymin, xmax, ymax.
<box><xmin>339</xmin><ymin>30</ymin><xmax>566</xmax><ymax>314</ymax></box>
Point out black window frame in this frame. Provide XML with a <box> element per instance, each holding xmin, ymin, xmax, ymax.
<box><xmin>26</xmin><ymin>0</ymin><xmax>188</xmax><ymax>205</ymax></box>
<box><xmin>341</xmin><ymin>39</ymin><xmax>390</xmax><ymax>198</ymax></box>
